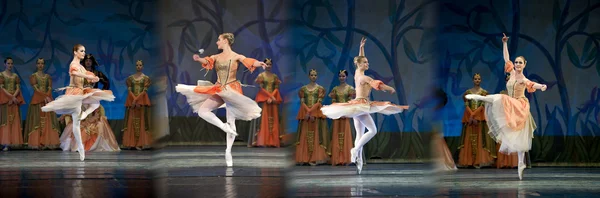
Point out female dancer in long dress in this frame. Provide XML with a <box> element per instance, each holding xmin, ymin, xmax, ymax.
<box><xmin>0</xmin><ymin>57</ymin><xmax>25</xmax><ymax>151</ymax></box>
<box><xmin>254</xmin><ymin>58</ymin><xmax>282</xmax><ymax>147</ymax></box>
<box><xmin>328</xmin><ymin>70</ymin><xmax>355</xmax><ymax>166</ymax></box>
<box><xmin>122</xmin><ymin>60</ymin><xmax>152</xmax><ymax>149</ymax></box>
<box><xmin>295</xmin><ymin>69</ymin><xmax>329</xmax><ymax>165</ymax></box>
<box><xmin>321</xmin><ymin>37</ymin><xmax>409</xmax><ymax>173</ymax></box>
<box><xmin>41</xmin><ymin>44</ymin><xmax>115</xmax><ymax>161</ymax></box>
<box><xmin>175</xmin><ymin>33</ymin><xmax>266</xmax><ymax>167</ymax></box>
<box><xmin>465</xmin><ymin>33</ymin><xmax>547</xmax><ymax>180</ymax></box>
<box><xmin>457</xmin><ymin>73</ymin><xmax>496</xmax><ymax>168</ymax></box>
<box><xmin>25</xmin><ymin>58</ymin><xmax>61</xmax><ymax>149</ymax></box>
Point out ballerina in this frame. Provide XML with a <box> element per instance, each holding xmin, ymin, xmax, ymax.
<box><xmin>175</xmin><ymin>33</ymin><xmax>266</xmax><ymax>167</ymax></box>
<box><xmin>41</xmin><ymin>44</ymin><xmax>115</xmax><ymax>161</ymax></box>
<box><xmin>465</xmin><ymin>33</ymin><xmax>547</xmax><ymax>180</ymax></box>
<box><xmin>321</xmin><ymin>37</ymin><xmax>409</xmax><ymax>173</ymax></box>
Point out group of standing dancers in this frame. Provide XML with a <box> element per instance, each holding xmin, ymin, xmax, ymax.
<box><xmin>176</xmin><ymin>32</ymin><xmax>547</xmax><ymax>180</ymax></box>
<box><xmin>0</xmin><ymin>44</ymin><xmax>153</xmax><ymax>161</ymax></box>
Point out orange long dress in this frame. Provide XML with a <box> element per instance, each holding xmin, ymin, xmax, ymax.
<box><xmin>328</xmin><ymin>84</ymin><xmax>355</xmax><ymax>165</ymax></box>
<box><xmin>295</xmin><ymin>85</ymin><xmax>329</xmax><ymax>165</ymax></box>
<box><xmin>254</xmin><ymin>72</ymin><xmax>282</xmax><ymax>147</ymax></box>
<box><xmin>0</xmin><ymin>73</ymin><xmax>24</xmax><ymax>147</ymax></box>
<box><xmin>24</xmin><ymin>73</ymin><xmax>60</xmax><ymax>149</ymax></box>
<box><xmin>122</xmin><ymin>74</ymin><xmax>152</xmax><ymax>148</ymax></box>
<box><xmin>458</xmin><ymin>89</ymin><xmax>496</xmax><ymax>167</ymax></box>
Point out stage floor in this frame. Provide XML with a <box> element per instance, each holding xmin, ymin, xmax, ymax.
<box><xmin>0</xmin><ymin>149</ymin><xmax>153</xmax><ymax>197</ymax></box>
<box><xmin>153</xmin><ymin>146</ymin><xmax>292</xmax><ymax>197</ymax></box>
<box><xmin>288</xmin><ymin>164</ymin><xmax>600</xmax><ymax>197</ymax></box>
<box><xmin>3</xmin><ymin>147</ymin><xmax>600</xmax><ymax>197</ymax></box>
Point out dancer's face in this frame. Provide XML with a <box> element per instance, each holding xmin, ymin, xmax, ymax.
<box><xmin>338</xmin><ymin>72</ymin><xmax>347</xmax><ymax>83</ymax></box>
<box><xmin>4</xmin><ymin>59</ymin><xmax>13</xmax><ymax>71</ymax></box>
<box><xmin>515</xmin><ymin>57</ymin><xmax>526</xmax><ymax>72</ymax></box>
<box><xmin>74</xmin><ymin>46</ymin><xmax>86</xmax><ymax>60</ymax></box>
<box><xmin>136</xmin><ymin>61</ymin><xmax>143</xmax><ymax>72</ymax></box>
<box><xmin>265</xmin><ymin>62</ymin><xmax>272</xmax><ymax>72</ymax></box>
<box><xmin>36</xmin><ymin>59</ymin><xmax>44</xmax><ymax>71</ymax></box>
<box><xmin>472</xmin><ymin>75</ymin><xmax>481</xmax><ymax>86</ymax></box>
<box><xmin>309</xmin><ymin>70</ymin><xmax>317</xmax><ymax>82</ymax></box>
<box><xmin>357</xmin><ymin>58</ymin><xmax>369</xmax><ymax>71</ymax></box>
<box><xmin>216</xmin><ymin>36</ymin><xmax>228</xmax><ymax>50</ymax></box>
<box><xmin>85</xmin><ymin>59</ymin><xmax>93</xmax><ymax>67</ymax></box>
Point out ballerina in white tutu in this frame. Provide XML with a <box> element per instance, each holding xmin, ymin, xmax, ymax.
<box><xmin>465</xmin><ymin>33</ymin><xmax>547</xmax><ymax>180</ymax></box>
<box><xmin>175</xmin><ymin>33</ymin><xmax>266</xmax><ymax>167</ymax></box>
<box><xmin>41</xmin><ymin>44</ymin><xmax>115</xmax><ymax>161</ymax></box>
<box><xmin>321</xmin><ymin>37</ymin><xmax>409</xmax><ymax>174</ymax></box>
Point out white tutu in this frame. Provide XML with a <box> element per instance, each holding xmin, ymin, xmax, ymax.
<box><xmin>175</xmin><ymin>82</ymin><xmax>261</xmax><ymax>121</ymax></box>
<box><xmin>41</xmin><ymin>89</ymin><xmax>115</xmax><ymax>115</ymax></box>
<box><xmin>321</xmin><ymin>99</ymin><xmax>409</xmax><ymax>119</ymax></box>
<box><xmin>484</xmin><ymin>96</ymin><xmax>537</xmax><ymax>154</ymax></box>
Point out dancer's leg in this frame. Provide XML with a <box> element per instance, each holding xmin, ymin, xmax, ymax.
<box><xmin>197</xmin><ymin>95</ymin><xmax>236</xmax><ymax>135</ymax></box>
<box><xmin>80</xmin><ymin>103</ymin><xmax>100</xmax><ymax>120</ymax></box>
<box><xmin>353</xmin><ymin>114</ymin><xmax>377</xmax><ymax>150</ymax></box>
<box><xmin>71</xmin><ymin>107</ymin><xmax>85</xmax><ymax>161</ymax></box>
<box><xmin>225</xmin><ymin>109</ymin><xmax>236</xmax><ymax>167</ymax></box>
<box><xmin>351</xmin><ymin>117</ymin><xmax>365</xmax><ymax>163</ymax></box>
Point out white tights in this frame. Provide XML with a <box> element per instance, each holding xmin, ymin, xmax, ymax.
<box><xmin>352</xmin><ymin>114</ymin><xmax>377</xmax><ymax>154</ymax></box>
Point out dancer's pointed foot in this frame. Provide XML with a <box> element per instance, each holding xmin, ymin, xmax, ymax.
<box><xmin>518</xmin><ymin>163</ymin><xmax>526</xmax><ymax>180</ymax></box>
<box><xmin>80</xmin><ymin>111</ymin><xmax>90</xmax><ymax>121</ymax></box>
<box><xmin>465</xmin><ymin>94</ymin><xmax>482</xmax><ymax>101</ymax></box>
<box><xmin>225</xmin><ymin>150</ymin><xmax>233</xmax><ymax>167</ymax></box>
<box><xmin>356</xmin><ymin>154</ymin><xmax>363</xmax><ymax>175</ymax></box>
<box><xmin>350</xmin><ymin>148</ymin><xmax>357</xmax><ymax>163</ymax></box>
<box><xmin>222</xmin><ymin>124</ymin><xmax>238</xmax><ymax>136</ymax></box>
<box><xmin>78</xmin><ymin>148</ymin><xmax>85</xmax><ymax>161</ymax></box>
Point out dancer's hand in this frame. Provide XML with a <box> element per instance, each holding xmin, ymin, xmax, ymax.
<box><xmin>384</xmin><ymin>85</ymin><xmax>396</xmax><ymax>94</ymax></box>
<box><xmin>360</xmin><ymin>37</ymin><xmax>366</xmax><ymax>48</ymax></box>
<box><xmin>541</xmin><ymin>84</ymin><xmax>547</xmax><ymax>91</ymax></box>
<box><xmin>502</xmin><ymin>33</ymin><xmax>509</xmax><ymax>43</ymax></box>
<box><xmin>254</xmin><ymin>61</ymin><xmax>267</xmax><ymax>70</ymax></box>
<box><xmin>90</xmin><ymin>76</ymin><xmax>99</xmax><ymax>83</ymax></box>
<box><xmin>193</xmin><ymin>54</ymin><xmax>202</xmax><ymax>62</ymax></box>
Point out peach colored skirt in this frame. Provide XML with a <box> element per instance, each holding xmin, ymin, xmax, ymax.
<box><xmin>321</xmin><ymin>98</ymin><xmax>408</xmax><ymax>119</ymax></box>
<box><xmin>485</xmin><ymin>95</ymin><xmax>537</xmax><ymax>154</ymax></box>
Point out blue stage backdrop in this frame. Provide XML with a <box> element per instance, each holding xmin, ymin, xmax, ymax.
<box><xmin>288</xmin><ymin>0</ymin><xmax>440</xmax><ymax>134</ymax></box>
<box><xmin>436</xmin><ymin>0</ymin><xmax>600</xmax><ymax>162</ymax></box>
<box><xmin>0</xmin><ymin>0</ymin><xmax>158</xmax><ymax>120</ymax></box>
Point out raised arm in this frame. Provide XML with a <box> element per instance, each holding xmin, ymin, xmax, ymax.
<box><xmin>502</xmin><ymin>33</ymin><xmax>510</xmax><ymax>63</ymax></box>
<box><xmin>359</xmin><ymin>37</ymin><xmax>366</xmax><ymax>57</ymax></box>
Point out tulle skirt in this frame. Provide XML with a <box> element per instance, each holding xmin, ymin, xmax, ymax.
<box><xmin>41</xmin><ymin>88</ymin><xmax>115</xmax><ymax>115</ymax></box>
<box><xmin>321</xmin><ymin>98</ymin><xmax>408</xmax><ymax>119</ymax></box>
<box><xmin>484</xmin><ymin>94</ymin><xmax>537</xmax><ymax>154</ymax></box>
<box><xmin>175</xmin><ymin>81</ymin><xmax>261</xmax><ymax>120</ymax></box>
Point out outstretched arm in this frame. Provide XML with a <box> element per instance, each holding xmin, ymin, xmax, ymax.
<box><xmin>69</xmin><ymin>64</ymin><xmax>98</xmax><ymax>82</ymax></box>
<box><xmin>237</xmin><ymin>54</ymin><xmax>266</xmax><ymax>73</ymax></box>
<box><xmin>360</xmin><ymin>75</ymin><xmax>395</xmax><ymax>94</ymax></box>
<box><xmin>525</xmin><ymin>79</ymin><xmax>547</xmax><ymax>92</ymax></box>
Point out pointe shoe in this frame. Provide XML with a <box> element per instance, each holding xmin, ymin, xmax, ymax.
<box><xmin>356</xmin><ymin>153</ymin><xmax>363</xmax><ymax>175</ymax></box>
<box><xmin>518</xmin><ymin>163</ymin><xmax>526</xmax><ymax>180</ymax></box>
<box><xmin>350</xmin><ymin>148</ymin><xmax>357</xmax><ymax>163</ymax></box>
<box><xmin>222</xmin><ymin>124</ymin><xmax>238</xmax><ymax>136</ymax></box>
<box><xmin>465</xmin><ymin>94</ymin><xmax>480</xmax><ymax>100</ymax></box>
<box><xmin>80</xmin><ymin>111</ymin><xmax>89</xmax><ymax>121</ymax></box>
<box><xmin>225</xmin><ymin>151</ymin><xmax>233</xmax><ymax>167</ymax></box>
<box><xmin>78</xmin><ymin>149</ymin><xmax>85</xmax><ymax>161</ymax></box>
